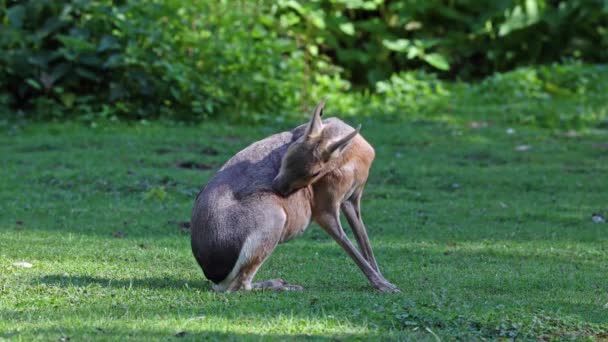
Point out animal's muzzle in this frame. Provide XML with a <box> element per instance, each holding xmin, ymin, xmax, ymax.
<box><xmin>272</xmin><ymin>176</ymin><xmax>293</xmax><ymax>197</ymax></box>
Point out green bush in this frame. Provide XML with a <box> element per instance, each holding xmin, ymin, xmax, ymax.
<box><xmin>375</xmin><ymin>71</ymin><xmax>450</xmax><ymax>115</ymax></box>
<box><xmin>457</xmin><ymin>63</ymin><xmax>608</xmax><ymax>129</ymax></box>
<box><xmin>1</xmin><ymin>0</ymin><xmax>308</xmax><ymax>121</ymax></box>
<box><xmin>274</xmin><ymin>0</ymin><xmax>608</xmax><ymax>85</ymax></box>
<box><xmin>2</xmin><ymin>1</ymin><xmax>607</xmax><ymax>125</ymax></box>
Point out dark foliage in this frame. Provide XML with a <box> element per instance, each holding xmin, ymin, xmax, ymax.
<box><xmin>1</xmin><ymin>0</ymin><xmax>607</xmax><ymax>121</ymax></box>
<box><xmin>276</xmin><ymin>0</ymin><xmax>608</xmax><ymax>84</ymax></box>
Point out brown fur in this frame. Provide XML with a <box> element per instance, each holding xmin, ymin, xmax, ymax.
<box><xmin>191</xmin><ymin>100</ymin><xmax>399</xmax><ymax>292</ymax></box>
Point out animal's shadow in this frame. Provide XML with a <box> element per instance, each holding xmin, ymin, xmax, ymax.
<box><xmin>36</xmin><ymin>274</ymin><xmax>210</xmax><ymax>291</ymax></box>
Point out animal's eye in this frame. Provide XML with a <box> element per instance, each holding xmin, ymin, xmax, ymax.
<box><xmin>310</xmin><ymin>171</ymin><xmax>321</xmax><ymax>178</ymax></box>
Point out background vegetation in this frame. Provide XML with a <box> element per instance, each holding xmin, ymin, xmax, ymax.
<box><xmin>1</xmin><ymin>1</ymin><xmax>608</xmax><ymax>340</ymax></box>
<box><xmin>2</xmin><ymin>0</ymin><xmax>608</xmax><ymax>127</ymax></box>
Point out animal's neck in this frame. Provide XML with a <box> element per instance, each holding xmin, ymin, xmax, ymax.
<box><xmin>287</xmin><ymin>184</ymin><xmax>314</xmax><ymax>209</ymax></box>
<box><xmin>279</xmin><ymin>185</ymin><xmax>314</xmax><ymax>242</ymax></box>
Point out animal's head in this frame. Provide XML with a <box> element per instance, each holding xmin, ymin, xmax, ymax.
<box><xmin>273</xmin><ymin>99</ymin><xmax>360</xmax><ymax>196</ymax></box>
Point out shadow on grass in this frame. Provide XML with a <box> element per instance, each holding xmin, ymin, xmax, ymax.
<box><xmin>36</xmin><ymin>274</ymin><xmax>211</xmax><ymax>291</ymax></box>
<box><xmin>20</xmin><ymin>251</ymin><xmax>608</xmax><ymax>340</ymax></box>
<box><xmin>0</xmin><ymin>327</ymin><xmax>366</xmax><ymax>341</ymax></box>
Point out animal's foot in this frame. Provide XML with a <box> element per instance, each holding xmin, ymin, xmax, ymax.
<box><xmin>373</xmin><ymin>280</ymin><xmax>400</xmax><ymax>293</ymax></box>
<box><xmin>252</xmin><ymin>279</ymin><xmax>304</xmax><ymax>291</ymax></box>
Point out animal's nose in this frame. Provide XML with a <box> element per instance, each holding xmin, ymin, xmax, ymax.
<box><xmin>272</xmin><ymin>176</ymin><xmax>291</xmax><ymax>197</ymax></box>
<box><xmin>277</xmin><ymin>184</ymin><xmax>293</xmax><ymax>197</ymax></box>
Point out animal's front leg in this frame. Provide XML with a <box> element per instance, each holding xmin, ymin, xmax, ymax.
<box><xmin>315</xmin><ymin>209</ymin><xmax>400</xmax><ymax>292</ymax></box>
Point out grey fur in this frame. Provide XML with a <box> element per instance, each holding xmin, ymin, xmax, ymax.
<box><xmin>191</xmin><ymin>109</ymin><xmax>399</xmax><ymax>292</ymax></box>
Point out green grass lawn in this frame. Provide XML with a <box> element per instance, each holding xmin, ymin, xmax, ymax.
<box><xmin>1</xmin><ymin>108</ymin><xmax>607</xmax><ymax>340</ymax></box>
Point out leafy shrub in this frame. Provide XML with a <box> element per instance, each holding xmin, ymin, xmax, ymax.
<box><xmin>375</xmin><ymin>71</ymin><xmax>450</xmax><ymax>115</ymax></box>
<box><xmin>1</xmin><ymin>0</ymin><xmax>308</xmax><ymax>121</ymax></box>
<box><xmin>313</xmin><ymin>71</ymin><xmax>451</xmax><ymax>121</ymax></box>
<box><xmin>476</xmin><ymin>68</ymin><xmax>548</xmax><ymax>102</ymax></box>
<box><xmin>313</xmin><ymin>62</ymin><xmax>607</xmax><ymax>130</ymax></box>
<box><xmin>273</xmin><ymin>0</ymin><xmax>608</xmax><ymax>85</ymax></box>
<box><xmin>459</xmin><ymin>63</ymin><xmax>608</xmax><ymax>129</ymax></box>
<box><xmin>2</xmin><ymin>0</ymin><xmax>607</xmax><ymax>126</ymax></box>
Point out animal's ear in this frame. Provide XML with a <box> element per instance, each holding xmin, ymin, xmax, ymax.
<box><xmin>305</xmin><ymin>99</ymin><xmax>326</xmax><ymax>139</ymax></box>
<box><xmin>323</xmin><ymin>124</ymin><xmax>361</xmax><ymax>161</ymax></box>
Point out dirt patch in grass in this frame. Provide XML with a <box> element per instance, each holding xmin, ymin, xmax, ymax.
<box><xmin>200</xmin><ymin>146</ymin><xmax>219</xmax><ymax>156</ymax></box>
<box><xmin>462</xmin><ymin>150</ymin><xmax>507</xmax><ymax>166</ymax></box>
<box><xmin>176</xmin><ymin>161</ymin><xmax>214</xmax><ymax>170</ymax></box>
<box><xmin>154</xmin><ymin>147</ymin><xmax>174</xmax><ymax>154</ymax></box>
<box><xmin>18</xmin><ymin>144</ymin><xmax>62</xmax><ymax>153</ymax></box>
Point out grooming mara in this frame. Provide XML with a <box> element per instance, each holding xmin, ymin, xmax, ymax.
<box><xmin>191</xmin><ymin>100</ymin><xmax>398</xmax><ymax>292</ymax></box>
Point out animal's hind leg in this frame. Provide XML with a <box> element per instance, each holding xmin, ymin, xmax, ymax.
<box><xmin>214</xmin><ymin>229</ymin><xmax>302</xmax><ymax>292</ymax></box>
<box><xmin>211</xmin><ymin>204</ymin><xmax>304</xmax><ymax>292</ymax></box>
<box><xmin>251</xmin><ymin>279</ymin><xmax>303</xmax><ymax>291</ymax></box>
<box><xmin>239</xmin><ymin>236</ymin><xmax>303</xmax><ymax>291</ymax></box>
<box><xmin>218</xmin><ymin>232</ymin><xmax>277</xmax><ymax>292</ymax></box>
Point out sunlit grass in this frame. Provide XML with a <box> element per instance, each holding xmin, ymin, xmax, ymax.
<box><xmin>1</xmin><ymin>109</ymin><xmax>607</xmax><ymax>340</ymax></box>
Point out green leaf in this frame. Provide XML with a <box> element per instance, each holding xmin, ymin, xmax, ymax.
<box><xmin>498</xmin><ymin>2</ymin><xmax>540</xmax><ymax>37</ymax></box>
<box><xmin>382</xmin><ymin>39</ymin><xmax>411</xmax><ymax>52</ymax></box>
<box><xmin>50</xmin><ymin>63</ymin><xmax>70</xmax><ymax>84</ymax></box>
<box><xmin>339</xmin><ymin>22</ymin><xmax>355</xmax><ymax>36</ymax></box>
<box><xmin>98</xmin><ymin>35</ymin><xmax>119</xmax><ymax>52</ymax></box>
<box><xmin>423</xmin><ymin>53</ymin><xmax>450</xmax><ymax>71</ymax></box>
<box><xmin>103</xmin><ymin>54</ymin><xmax>123</xmax><ymax>68</ymax></box>
<box><xmin>60</xmin><ymin>93</ymin><xmax>76</xmax><ymax>108</ymax></box>
<box><xmin>307</xmin><ymin>44</ymin><xmax>319</xmax><ymax>56</ymax></box>
<box><xmin>75</xmin><ymin>67</ymin><xmax>101</xmax><ymax>82</ymax></box>
<box><xmin>280</xmin><ymin>0</ymin><xmax>304</xmax><ymax>14</ymax></box>
<box><xmin>407</xmin><ymin>46</ymin><xmax>421</xmax><ymax>59</ymax></box>
<box><xmin>79</xmin><ymin>54</ymin><xmax>103</xmax><ymax>67</ymax></box>
<box><xmin>309</xmin><ymin>11</ymin><xmax>325</xmax><ymax>29</ymax></box>
<box><xmin>26</xmin><ymin>79</ymin><xmax>41</xmax><ymax>90</ymax></box>
<box><xmin>7</xmin><ymin>5</ymin><xmax>26</xmax><ymax>29</ymax></box>
<box><xmin>145</xmin><ymin>186</ymin><xmax>167</xmax><ymax>201</ymax></box>
<box><xmin>37</xmin><ymin>17</ymin><xmax>65</xmax><ymax>40</ymax></box>
<box><xmin>57</xmin><ymin>34</ymin><xmax>96</xmax><ymax>52</ymax></box>
<box><xmin>336</xmin><ymin>0</ymin><xmax>380</xmax><ymax>10</ymax></box>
